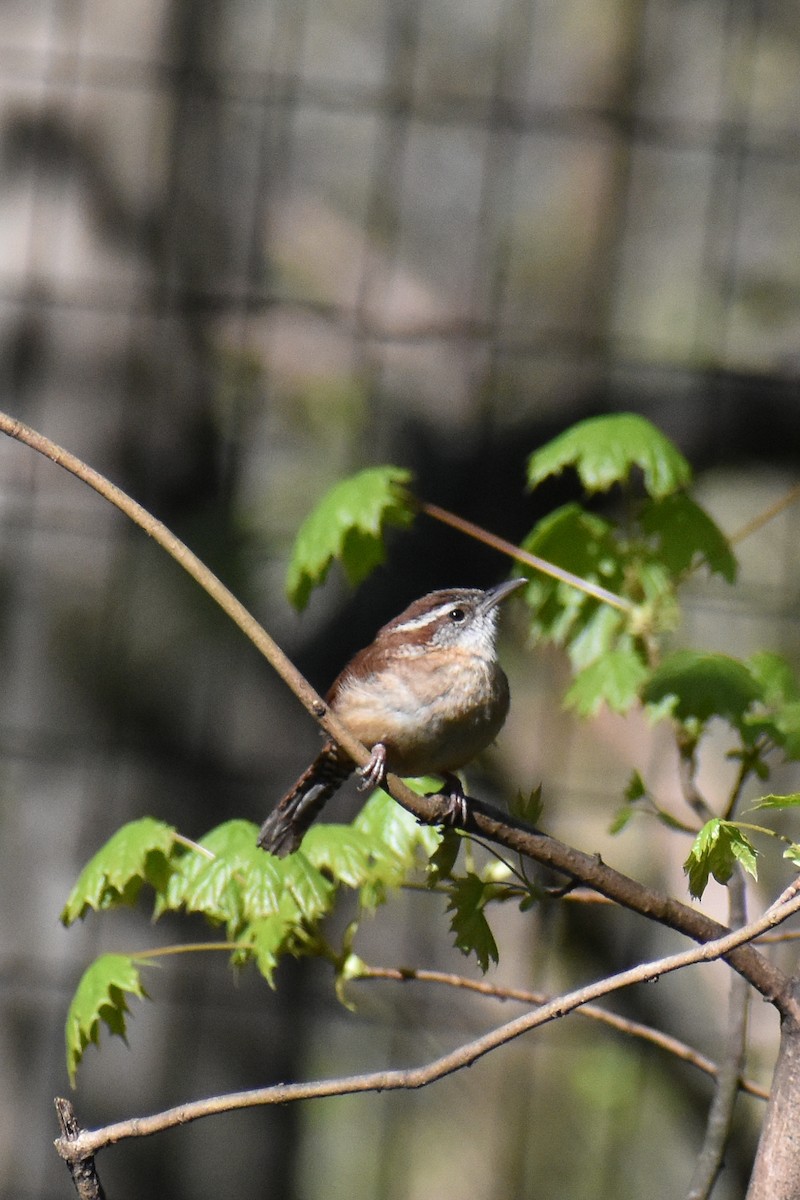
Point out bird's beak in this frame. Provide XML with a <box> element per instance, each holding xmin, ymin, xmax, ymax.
<box><xmin>480</xmin><ymin>577</ymin><xmax>527</xmax><ymax>613</ymax></box>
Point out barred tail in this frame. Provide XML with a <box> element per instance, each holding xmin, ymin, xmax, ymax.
<box><xmin>257</xmin><ymin>741</ymin><xmax>354</xmax><ymax>857</ymax></box>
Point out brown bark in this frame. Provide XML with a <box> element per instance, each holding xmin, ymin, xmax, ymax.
<box><xmin>747</xmin><ymin>982</ymin><xmax>800</xmax><ymax>1200</ymax></box>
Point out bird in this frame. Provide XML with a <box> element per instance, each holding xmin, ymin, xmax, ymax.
<box><xmin>257</xmin><ymin>578</ymin><xmax>526</xmax><ymax>856</ymax></box>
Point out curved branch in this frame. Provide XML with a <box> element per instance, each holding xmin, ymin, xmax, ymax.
<box><xmin>54</xmin><ymin>888</ymin><xmax>800</xmax><ymax>1163</ymax></box>
<box><xmin>355</xmin><ymin>964</ymin><xmax>769</xmax><ymax>1100</ymax></box>
<box><xmin>0</xmin><ymin>411</ymin><xmax>790</xmax><ymax>1009</ymax></box>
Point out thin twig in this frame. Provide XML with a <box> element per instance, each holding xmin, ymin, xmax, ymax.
<box><xmin>418</xmin><ymin>498</ymin><xmax>634</xmax><ymax>613</ymax></box>
<box><xmin>133</xmin><ymin>942</ymin><xmax>242</xmax><ymax>960</ymax></box>
<box><xmin>686</xmin><ymin>870</ymin><xmax>751</xmax><ymax>1200</ymax></box>
<box><xmin>756</xmin><ymin>930</ymin><xmax>800</xmax><ymax>944</ymax></box>
<box><xmin>765</xmin><ymin>874</ymin><xmax>800</xmax><ymax>914</ymax></box>
<box><xmin>0</xmin><ymin>412</ymin><xmax>377</xmax><ymax>778</ymax></box>
<box><xmin>54</xmin><ymin>887</ymin><xmax>800</xmax><ymax>1163</ymax></box>
<box><xmin>354</xmin><ymin>964</ymin><xmax>769</xmax><ymax>1100</ymax></box>
<box><xmin>676</xmin><ymin>740</ymin><xmax>715</xmax><ymax>823</ymax></box>
<box><xmin>728</xmin><ymin>484</ymin><xmax>800</xmax><ymax>547</ymax></box>
<box><xmin>459</xmin><ymin>792</ymin><xmax>788</xmax><ymax>1006</ymax></box>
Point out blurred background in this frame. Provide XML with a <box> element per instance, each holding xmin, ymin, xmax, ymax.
<box><xmin>1</xmin><ymin>1</ymin><xmax>800</xmax><ymax>1197</ymax></box>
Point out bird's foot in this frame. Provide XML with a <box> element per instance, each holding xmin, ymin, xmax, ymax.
<box><xmin>357</xmin><ymin>742</ymin><xmax>388</xmax><ymax>791</ymax></box>
<box><xmin>426</xmin><ymin>773</ymin><xmax>469</xmax><ymax>827</ymax></box>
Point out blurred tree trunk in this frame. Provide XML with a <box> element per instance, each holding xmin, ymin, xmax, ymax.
<box><xmin>747</xmin><ymin>983</ymin><xmax>800</xmax><ymax>1199</ymax></box>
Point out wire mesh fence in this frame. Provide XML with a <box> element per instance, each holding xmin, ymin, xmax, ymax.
<box><xmin>1</xmin><ymin>1</ymin><xmax>800</xmax><ymax>1197</ymax></box>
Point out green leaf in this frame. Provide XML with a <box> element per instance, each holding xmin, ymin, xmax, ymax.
<box><xmin>527</xmin><ymin>413</ymin><xmax>691</xmax><ymax>499</ymax></box>
<box><xmin>730</xmin><ymin>830</ymin><xmax>759</xmax><ymax>878</ymax></box>
<box><xmin>747</xmin><ymin>652</ymin><xmax>800</xmax><ymax>707</ymax></box>
<box><xmin>354</xmin><ymin>790</ymin><xmax>441</xmax><ymax>908</ymax></box>
<box><xmin>611</xmin><ymin>771</ymin><xmax>647</xmax><ymax>834</ymax></box>
<box><xmin>353</xmin><ymin>788</ymin><xmax>440</xmax><ymax>864</ymax></box>
<box><xmin>339</xmin><ymin>951</ymin><xmax>367</xmax><ymax>983</ymax></box>
<box><xmin>276</xmin><ymin>852</ymin><xmax>336</xmax><ymax>924</ymax></box>
<box><xmin>521</xmin><ymin>506</ymin><xmax>622</xmax><ymax>636</ymax></box>
<box><xmin>745</xmin><ymin>661</ymin><xmax>800</xmax><ymax>758</ymax></box>
<box><xmin>508</xmin><ymin>784</ymin><xmax>544</xmax><ymax>826</ymax></box>
<box><xmin>625</xmin><ymin>770</ymin><xmax>646</xmax><ymax>802</ymax></box>
<box><xmin>641</xmin><ymin>494</ymin><xmax>737</xmax><ymax>582</ymax></box>
<box><xmin>642</xmin><ymin>651</ymin><xmax>762</xmax><ymax>730</ymax></box>
<box><xmin>158</xmin><ymin>820</ymin><xmax>334</xmax><ymax>934</ymax></box>
<box><xmin>750</xmin><ymin>793</ymin><xmax>800</xmax><ymax>810</ymax></box>
<box><xmin>62</xmin><ymin>818</ymin><xmax>177</xmax><ymax>925</ymax></box>
<box><xmin>157</xmin><ymin>821</ymin><xmax>252</xmax><ymax>929</ymax></box>
<box><xmin>285</xmin><ymin>466</ymin><xmax>415</xmax><ymax>609</ymax></box>
<box><xmin>567</xmin><ymin>605</ymin><xmax>626</xmax><ymax>671</ymax></box>
<box><xmin>445</xmin><ymin>874</ymin><xmax>499</xmax><ymax>973</ymax></box>
<box><xmin>300</xmin><ymin>824</ymin><xmax>376</xmax><ymax>888</ymax></box>
<box><xmin>564</xmin><ymin>642</ymin><xmax>650</xmax><ymax>716</ymax></box>
<box><xmin>759</xmin><ymin>701</ymin><xmax>800</xmax><ymax>759</ymax></box>
<box><xmin>399</xmin><ymin>774</ymin><xmax>445</xmax><ymax>797</ymax></box>
<box><xmin>65</xmin><ymin>954</ymin><xmax>149</xmax><ymax>1084</ymax></box>
<box><xmin>426</xmin><ymin>828</ymin><xmax>461</xmax><ymax>885</ymax></box>
<box><xmin>684</xmin><ymin>819</ymin><xmax>759</xmax><ymax>899</ymax></box>
<box><xmin>241</xmin><ymin>915</ymin><xmax>294</xmax><ymax>986</ymax></box>
<box><xmin>609</xmin><ymin>805</ymin><xmax>636</xmax><ymax>835</ymax></box>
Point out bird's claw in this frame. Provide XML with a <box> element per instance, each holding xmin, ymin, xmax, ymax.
<box><xmin>357</xmin><ymin>743</ymin><xmax>388</xmax><ymax>791</ymax></box>
<box><xmin>425</xmin><ymin>773</ymin><xmax>470</xmax><ymax>827</ymax></box>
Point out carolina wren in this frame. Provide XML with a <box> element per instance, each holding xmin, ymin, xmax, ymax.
<box><xmin>257</xmin><ymin>578</ymin><xmax>525</xmax><ymax>856</ymax></box>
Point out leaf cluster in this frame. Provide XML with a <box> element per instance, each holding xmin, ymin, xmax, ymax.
<box><xmin>629</xmin><ymin>652</ymin><xmax>800</xmax><ymax>897</ymax></box>
<box><xmin>521</xmin><ymin>415</ymin><xmax>736</xmax><ymax>716</ymax></box>
<box><xmin>62</xmin><ymin>798</ymin><xmax>440</xmax><ymax>1082</ymax></box>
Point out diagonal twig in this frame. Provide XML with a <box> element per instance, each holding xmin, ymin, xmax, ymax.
<box><xmin>354</xmin><ymin>963</ymin><xmax>769</xmax><ymax>1100</ymax></box>
<box><xmin>686</xmin><ymin>869</ymin><xmax>751</xmax><ymax>1200</ymax></box>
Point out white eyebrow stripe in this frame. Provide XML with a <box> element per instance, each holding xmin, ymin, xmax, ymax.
<box><xmin>392</xmin><ymin>604</ymin><xmax>456</xmax><ymax>633</ymax></box>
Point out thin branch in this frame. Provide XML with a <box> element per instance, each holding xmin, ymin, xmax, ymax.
<box><xmin>133</xmin><ymin>942</ymin><xmax>241</xmax><ymax>960</ymax></box>
<box><xmin>756</xmin><ymin>930</ymin><xmax>800</xmax><ymax>944</ymax></box>
<box><xmin>54</xmin><ymin>887</ymin><xmax>800</xmax><ymax>1164</ymax></box>
<box><xmin>0</xmin><ymin>413</ymin><xmax>377</xmax><ymax>777</ymax></box>
<box><xmin>355</xmin><ymin>964</ymin><xmax>769</xmax><ymax>1101</ymax></box>
<box><xmin>676</xmin><ymin>738</ymin><xmax>715</xmax><ymax>823</ymax></box>
<box><xmin>686</xmin><ymin>870</ymin><xmax>751</xmax><ymax>1200</ymax></box>
<box><xmin>721</xmin><ymin>743</ymin><xmax>768</xmax><ymax>823</ymax></box>
<box><xmin>458</xmin><ymin>793</ymin><xmax>789</xmax><ymax>1007</ymax></box>
<box><xmin>0</xmin><ymin>411</ymin><xmax>790</xmax><ymax>1008</ymax></box>
<box><xmin>417</xmin><ymin>498</ymin><xmax>634</xmax><ymax>613</ymax></box>
<box><xmin>765</xmin><ymin>874</ymin><xmax>800</xmax><ymax>913</ymax></box>
<box><xmin>728</xmin><ymin>483</ymin><xmax>800</xmax><ymax>547</ymax></box>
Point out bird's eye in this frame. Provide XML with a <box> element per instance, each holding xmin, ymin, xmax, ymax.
<box><xmin>448</xmin><ymin>607</ymin><xmax>466</xmax><ymax>623</ymax></box>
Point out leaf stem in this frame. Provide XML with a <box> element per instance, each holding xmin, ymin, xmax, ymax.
<box><xmin>731</xmin><ymin>820</ymin><xmax>795</xmax><ymax>849</ymax></box>
<box><xmin>172</xmin><ymin>833</ymin><xmax>217</xmax><ymax>860</ymax></box>
<box><xmin>131</xmin><ymin>942</ymin><xmax>245</xmax><ymax>960</ymax></box>
<box><xmin>417</xmin><ymin>498</ymin><xmax>634</xmax><ymax>613</ymax></box>
<box><xmin>728</xmin><ymin>483</ymin><xmax>800</xmax><ymax>547</ymax></box>
<box><xmin>686</xmin><ymin>870</ymin><xmax>750</xmax><ymax>1200</ymax></box>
